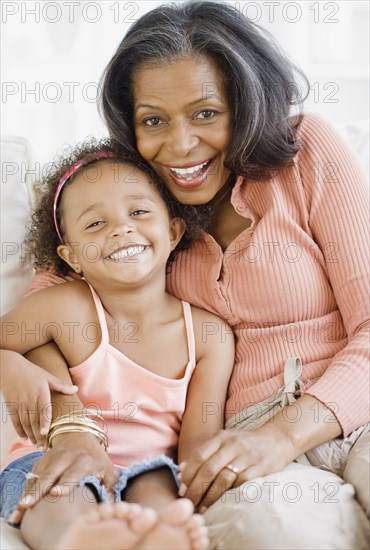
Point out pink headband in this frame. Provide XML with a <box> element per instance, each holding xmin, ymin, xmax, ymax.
<box><xmin>53</xmin><ymin>151</ymin><xmax>115</xmax><ymax>243</ymax></box>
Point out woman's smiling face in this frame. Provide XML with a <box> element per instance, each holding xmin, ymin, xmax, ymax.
<box><xmin>133</xmin><ymin>56</ymin><xmax>232</xmax><ymax>205</ymax></box>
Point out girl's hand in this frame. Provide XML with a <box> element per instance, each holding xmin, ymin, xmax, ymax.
<box><xmin>179</xmin><ymin>425</ymin><xmax>297</xmax><ymax>511</ymax></box>
<box><xmin>9</xmin><ymin>432</ymin><xmax>119</xmax><ymax>525</ymax></box>
<box><xmin>1</xmin><ymin>350</ymin><xmax>78</xmax><ymax>448</ymax></box>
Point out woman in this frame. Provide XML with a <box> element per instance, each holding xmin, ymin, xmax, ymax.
<box><xmin>3</xmin><ymin>2</ymin><xmax>369</xmax><ymax>548</ymax></box>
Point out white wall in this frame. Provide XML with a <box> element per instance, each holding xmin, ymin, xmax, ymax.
<box><xmin>1</xmin><ymin>0</ymin><xmax>369</xmax><ymax>169</ymax></box>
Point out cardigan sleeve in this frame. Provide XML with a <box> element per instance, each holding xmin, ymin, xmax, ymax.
<box><xmin>297</xmin><ymin>113</ymin><xmax>369</xmax><ymax>435</ymax></box>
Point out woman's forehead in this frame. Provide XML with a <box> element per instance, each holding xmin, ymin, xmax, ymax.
<box><xmin>132</xmin><ymin>56</ymin><xmax>226</xmax><ymax>104</ymax></box>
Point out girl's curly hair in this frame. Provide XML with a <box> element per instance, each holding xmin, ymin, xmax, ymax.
<box><xmin>25</xmin><ymin>138</ymin><xmax>211</xmax><ymax>276</ymax></box>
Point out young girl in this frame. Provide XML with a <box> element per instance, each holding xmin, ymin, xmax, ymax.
<box><xmin>0</xmin><ymin>140</ymin><xmax>235</xmax><ymax>550</ymax></box>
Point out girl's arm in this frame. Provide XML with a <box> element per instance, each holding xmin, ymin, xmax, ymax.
<box><xmin>0</xmin><ymin>348</ymin><xmax>77</xmax><ymax>446</ymax></box>
<box><xmin>177</xmin><ymin>308</ymin><xmax>235</xmax><ymax>508</ymax></box>
<box><xmin>0</xmin><ymin>280</ymin><xmax>96</xmax><ymax>444</ymax></box>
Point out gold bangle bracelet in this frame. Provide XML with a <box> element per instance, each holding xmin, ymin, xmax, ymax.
<box><xmin>47</xmin><ymin>425</ymin><xmax>108</xmax><ymax>450</ymax></box>
<box><xmin>47</xmin><ymin>410</ymin><xmax>108</xmax><ymax>451</ymax></box>
<box><xmin>50</xmin><ymin>409</ymin><xmax>105</xmax><ymax>427</ymax></box>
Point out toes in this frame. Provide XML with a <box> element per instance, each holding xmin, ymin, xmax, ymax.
<box><xmin>96</xmin><ymin>504</ymin><xmax>117</xmax><ymax>520</ymax></box>
<box><xmin>113</xmin><ymin>502</ymin><xmax>134</xmax><ymax>519</ymax></box>
<box><xmin>160</xmin><ymin>498</ymin><xmax>194</xmax><ymax>526</ymax></box>
<box><xmin>125</xmin><ymin>503</ymin><xmax>142</xmax><ymax>519</ymax></box>
<box><xmin>187</xmin><ymin>517</ymin><xmax>209</xmax><ymax>550</ymax></box>
<box><xmin>130</xmin><ymin>507</ymin><xmax>158</xmax><ymax>536</ymax></box>
<box><xmin>191</xmin><ymin>534</ymin><xmax>210</xmax><ymax>550</ymax></box>
<box><xmin>187</xmin><ymin>514</ymin><xmax>205</xmax><ymax>529</ymax></box>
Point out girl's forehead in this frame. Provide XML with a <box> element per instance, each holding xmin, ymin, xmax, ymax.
<box><xmin>74</xmin><ymin>161</ymin><xmax>148</xmax><ymax>185</ymax></box>
<box><xmin>66</xmin><ymin>161</ymin><xmax>162</xmax><ymax>200</ymax></box>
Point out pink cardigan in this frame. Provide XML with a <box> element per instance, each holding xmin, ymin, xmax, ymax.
<box><xmin>27</xmin><ymin>114</ymin><xmax>369</xmax><ymax>436</ymax></box>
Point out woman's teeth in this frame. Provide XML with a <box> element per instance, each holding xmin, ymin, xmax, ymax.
<box><xmin>170</xmin><ymin>160</ymin><xmax>210</xmax><ymax>180</ymax></box>
<box><xmin>109</xmin><ymin>246</ymin><xmax>145</xmax><ymax>260</ymax></box>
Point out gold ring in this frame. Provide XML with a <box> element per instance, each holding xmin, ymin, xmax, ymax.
<box><xmin>26</xmin><ymin>472</ymin><xmax>40</xmax><ymax>481</ymax></box>
<box><xmin>224</xmin><ymin>464</ymin><xmax>240</xmax><ymax>475</ymax></box>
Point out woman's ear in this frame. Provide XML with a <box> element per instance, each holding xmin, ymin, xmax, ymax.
<box><xmin>169</xmin><ymin>218</ymin><xmax>186</xmax><ymax>251</ymax></box>
<box><xmin>57</xmin><ymin>244</ymin><xmax>82</xmax><ymax>273</ymax></box>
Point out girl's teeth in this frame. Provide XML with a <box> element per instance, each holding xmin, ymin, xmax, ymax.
<box><xmin>109</xmin><ymin>246</ymin><xmax>145</xmax><ymax>260</ymax></box>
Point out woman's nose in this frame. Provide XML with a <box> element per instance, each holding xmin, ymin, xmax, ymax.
<box><xmin>167</xmin><ymin>121</ymin><xmax>199</xmax><ymax>157</ymax></box>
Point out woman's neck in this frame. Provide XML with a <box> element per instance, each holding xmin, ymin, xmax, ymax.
<box><xmin>207</xmin><ymin>175</ymin><xmax>236</xmax><ymax>214</ymax></box>
<box><xmin>207</xmin><ymin>175</ymin><xmax>252</xmax><ymax>251</ymax></box>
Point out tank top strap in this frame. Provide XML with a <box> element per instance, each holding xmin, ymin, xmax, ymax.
<box><xmin>83</xmin><ymin>279</ymin><xmax>110</xmax><ymax>346</ymax></box>
<box><xmin>181</xmin><ymin>301</ymin><xmax>196</xmax><ymax>367</ymax></box>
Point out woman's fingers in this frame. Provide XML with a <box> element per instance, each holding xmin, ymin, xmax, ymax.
<box><xmin>179</xmin><ymin>434</ymin><xmax>243</xmax><ymax>508</ymax></box>
<box><xmin>198</xmin><ymin>464</ymin><xmax>239</xmax><ymax>510</ymax></box>
<box><xmin>184</xmin><ymin>449</ymin><xmax>238</xmax><ymax>508</ymax></box>
<box><xmin>179</xmin><ymin>431</ymin><xmax>268</xmax><ymax>510</ymax></box>
<box><xmin>178</xmin><ymin>435</ymin><xmax>222</xmax><ymax>498</ymax></box>
<box><xmin>198</xmin><ymin>460</ymin><xmax>262</xmax><ymax>510</ymax></box>
<box><xmin>18</xmin><ymin>459</ymin><xmax>66</xmax><ymax>510</ymax></box>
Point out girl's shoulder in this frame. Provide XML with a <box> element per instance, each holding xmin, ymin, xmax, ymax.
<box><xmin>25</xmin><ymin>269</ymin><xmax>81</xmax><ymax>297</ymax></box>
<box><xmin>22</xmin><ymin>278</ymin><xmax>94</xmax><ymax>316</ymax></box>
<box><xmin>189</xmin><ymin>303</ymin><xmax>227</xmax><ymax>326</ymax></box>
<box><xmin>189</xmin><ymin>304</ymin><xmax>234</xmax><ymax>356</ymax></box>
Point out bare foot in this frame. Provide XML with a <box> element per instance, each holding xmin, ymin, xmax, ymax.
<box><xmin>138</xmin><ymin>499</ymin><xmax>209</xmax><ymax>550</ymax></box>
<box><xmin>56</xmin><ymin>502</ymin><xmax>157</xmax><ymax>550</ymax></box>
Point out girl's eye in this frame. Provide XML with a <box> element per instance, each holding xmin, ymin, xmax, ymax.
<box><xmin>86</xmin><ymin>220</ymin><xmax>105</xmax><ymax>229</ymax></box>
<box><xmin>143</xmin><ymin>117</ymin><xmax>162</xmax><ymax>127</ymax></box>
<box><xmin>131</xmin><ymin>209</ymin><xmax>149</xmax><ymax>216</ymax></box>
<box><xmin>196</xmin><ymin>110</ymin><xmax>217</xmax><ymax>120</ymax></box>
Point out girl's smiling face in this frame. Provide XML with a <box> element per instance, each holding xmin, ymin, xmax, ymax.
<box><xmin>57</xmin><ymin>161</ymin><xmax>184</xmax><ymax>289</ymax></box>
<box><xmin>133</xmin><ymin>56</ymin><xmax>232</xmax><ymax>205</ymax></box>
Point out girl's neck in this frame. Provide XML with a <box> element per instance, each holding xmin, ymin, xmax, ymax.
<box><xmin>85</xmin><ymin>277</ymin><xmax>171</xmax><ymax>325</ymax></box>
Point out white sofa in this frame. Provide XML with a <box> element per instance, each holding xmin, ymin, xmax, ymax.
<box><xmin>0</xmin><ymin>119</ymin><xmax>369</xmax><ymax>549</ymax></box>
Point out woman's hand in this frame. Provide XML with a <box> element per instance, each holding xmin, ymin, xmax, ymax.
<box><xmin>179</xmin><ymin>395</ymin><xmax>342</xmax><ymax>511</ymax></box>
<box><xmin>0</xmin><ymin>350</ymin><xmax>78</xmax><ymax>448</ymax></box>
<box><xmin>179</xmin><ymin>424</ymin><xmax>297</xmax><ymax>511</ymax></box>
<box><xmin>9</xmin><ymin>432</ymin><xmax>119</xmax><ymax>525</ymax></box>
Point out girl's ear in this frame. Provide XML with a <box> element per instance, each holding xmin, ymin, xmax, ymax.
<box><xmin>169</xmin><ymin>217</ymin><xmax>186</xmax><ymax>251</ymax></box>
<box><xmin>57</xmin><ymin>244</ymin><xmax>82</xmax><ymax>273</ymax></box>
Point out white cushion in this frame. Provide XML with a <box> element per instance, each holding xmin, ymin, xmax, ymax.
<box><xmin>1</xmin><ymin>137</ymin><xmax>35</xmax><ymax>548</ymax></box>
<box><xmin>1</xmin><ymin>137</ymin><xmax>35</xmax><ymax>315</ymax></box>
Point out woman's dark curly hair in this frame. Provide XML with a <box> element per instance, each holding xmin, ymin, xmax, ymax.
<box><xmin>100</xmin><ymin>0</ymin><xmax>309</xmax><ymax>183</ymax></box>
<box><xmin>25</xmin><ymin>138</ymin><xmax>210</xmax><ymax>276</ymax></box>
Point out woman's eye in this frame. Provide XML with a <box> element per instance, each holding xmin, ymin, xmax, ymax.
<box><xmin>86</xmin><ymin>220</ymin><xmax>104</xmax><ymax>229</ymax></box>
<box><xmin>196</xmin><ymin>110</ymin><xmax>217</xmax><ymax>120</ymax></box>
<box><xmin>143</xmin><ymin>117</ymin><xmax>162</xmax><ymax>127</ymax></box>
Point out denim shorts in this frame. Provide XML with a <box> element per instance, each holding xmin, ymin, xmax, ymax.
<box><xmin>0</xmin><ymin>452</ymin><xmax>179</xmax><ymax>527</ymax></box>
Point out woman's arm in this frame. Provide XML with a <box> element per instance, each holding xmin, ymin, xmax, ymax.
<box><xmin>295</xmin><ymin>113</ymin><xmax>370</xmax><ymax>435</ymax></box>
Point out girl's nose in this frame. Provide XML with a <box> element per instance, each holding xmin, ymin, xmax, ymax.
<box><xmin>111</xmin><ymin>218</ymin><xmax>135</xmax><ymax>238</ymax></box>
